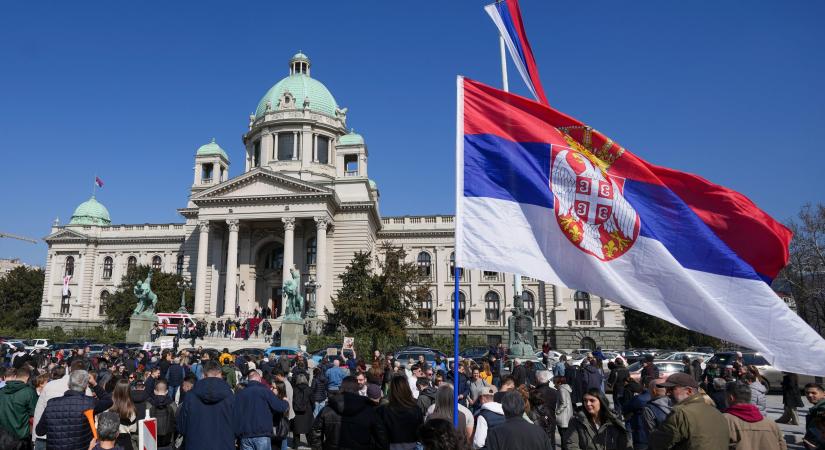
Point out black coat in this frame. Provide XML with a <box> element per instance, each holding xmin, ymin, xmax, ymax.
<box><xmin>35</xmin><ymin>390</ymin><xmax>96</xmax><ymax>450</ymax></box>
<box><xmin>532</xmin><ymin>383</ymin><xmax>559</xmax><ymax>427</ymax></box>
<box><xmin>292</xmin><ymin>382</ymin><xmax>314</xmax><ymax>435</ymax></box>
<box><xmin>782</xmin><ymin>373</ymin><xmax>804</xmax><ymax>408</ymax></box>
<box><xmin>177</xmin><ymin>377</ymin><xmax>235</xmax><ymax>450</ymax></box>
<box><xmin>311</xmin><ymin>373</ymin><xmax>329</xmax><ymax>403</ymax></box>
<box><xmin>311</xmin><ymin>392</ymin><xmax>381</xmax><ymax>450</ymax></box>
<box><xmin>483</xmin><ymin>416</ymin><xmax>554</xmax><ymax>450</ymax></box>
<box><xmin>375</xmin><ymin>404</ymin><xmax>424</xmax><ymax>447</ymax></box>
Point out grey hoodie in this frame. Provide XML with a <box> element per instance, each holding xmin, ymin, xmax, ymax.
<box><xmin>750</xmin><ymin>381</ymin><xmax>768</xmax><ymax>415</ymax></box>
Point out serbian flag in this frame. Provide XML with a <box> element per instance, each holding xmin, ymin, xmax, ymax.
<box><xmin>95</xmin><ymin>176</ymin><xmax>104</xmax><ymax>188</ymax></box>
<box><xmin>456</xmin><ymin>77</ymin><xmax>825</xmax><ymax>376</ymax></box>
<box><xmin>484</xmin><ymin>0</ymin><xmax>549</xmax><ymax>105</ymax></box>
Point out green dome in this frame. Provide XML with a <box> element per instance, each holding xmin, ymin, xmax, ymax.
<box><xmin>197</xmin><ymin>138</ymin><xmax>229</xmax><ymax>159</ymax></box>
<box><xmin>255</xmin><ymin>54</ymin><xmax>338</xmax><ymax>118</ymax></box>
<box><xmin>69</xmin><ymin>196</ymin><xmax>111</xmax><ymax>226</ymax></box>
<box><xmin>339</xmin><ymin>131</ymin><xmax>364</xmax><ymax>146</ymax></box>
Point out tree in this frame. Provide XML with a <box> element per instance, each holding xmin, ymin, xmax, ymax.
<box><xmin>777</xmin><ymin>203</ymin><xmax>825</xmax><ymax>334</ymax></box>
<box><xmin>105</xmin><ymin>265</ymin><xmax>193</xmax><ymax>328</ymax></box>
<box><xmin>0</xmin><ymin>266</ymin><xmax>44</xmax><ymax>330</ymax></box>
<box><xmin>328</xmin><ymin>244</ymin><xmax>430</xmax><ymax>352</ymax></box>
<box><xmin>624</xmin><ymin>307</ymin><xmax>721</xmax><ymax>349</ymax></box>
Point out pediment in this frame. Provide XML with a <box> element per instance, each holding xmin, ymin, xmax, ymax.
<box><xmin>44</xmin><ymin>228</ymin><xmax>88</xmax><ymax>242</ymax></box>
<box><xmin>192</xmin><ymin>168</ymin><xmax>332</xmax><ymax>203</ymax></box>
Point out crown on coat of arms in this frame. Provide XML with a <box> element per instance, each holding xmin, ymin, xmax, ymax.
<box><xmin>556</xmin><ymin>125</ymin><xmax>625</xmax><ymax>172</ymax></box>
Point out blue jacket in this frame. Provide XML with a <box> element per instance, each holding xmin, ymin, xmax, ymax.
<box><xmin>177</xmin><ymin>377</ymin><xmax>235</xmax><ymax>450</ymax></box>
<box><xmin>34</xmin><ymin>390</ymin><xmax>96</xmax><ymax>450</ymax></box>
<box><xmin>326</xmin><ymin>366</ymin><xmax>346</xmax><ymax>390</ymax></box>
<box><xmin>233</xmin><ymin>380</ymin><xmax>288</xmax><ymax>439</ymax></box>
<box><xmin>167</xmin><ymin>363</ymin><xmax>185</xmax><ymax>387</ymax></box>
<box><xmin>622</xmin><ymin>390</ymin><xmax>651</xmax><ymax>447</ymax></box>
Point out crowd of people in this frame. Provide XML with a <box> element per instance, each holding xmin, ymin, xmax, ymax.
<box><xmin>150</xmin><ymin>317</ymin><xmax>279</xmax><ymax>345</ymax></box>
<box><xmin>0</xmin><ymin>342</ymin><xmax>822</xmax><ymax>450</ymax></box>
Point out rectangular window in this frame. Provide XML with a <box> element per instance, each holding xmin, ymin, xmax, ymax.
<box><xmin>278</xmin><ymin>133</ymin><xmax>294</xmax><ymax>161</ymax></box>
<box><xmin>202</xmin><ymin>163</ymin><xmax>213</xmax><ymax>182</ymax></box>
<box><xmin>317</xmin><ymin>136</ymin><xmax>329</xmax><ymax>164</ymax></box>
<box><xmin>253</xmin><ymin>142</ymin><xmax>261</xmax><ymax>167</ymax></box>
<box><xmin>61</xmin><ymin>297</ymin><xmax>70</xmax><ymax>314</ymax></box>
<box><xmin>344</xmin><ymin>154</ymin><xmax>358</xmax><ymax>176</ymax></box>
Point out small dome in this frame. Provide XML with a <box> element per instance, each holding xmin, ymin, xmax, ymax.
<box><xmin>69</xmin><ymin>196</ymin><xmax>111</xmax><ymax>226</ymax></box>
<box><xmin>197</xmin><ymin>138</ymin><xmax>229</xmax><ymax>160</ymax></box>
<box><xmin>255</xmin><ymin>53</ymin><xmax>338</xmax><ymax>118</ymax></box>
<box><xmin>339</xmin><ymin>131</ymin><xmax>364</xmax><ymax>146</ymax></box>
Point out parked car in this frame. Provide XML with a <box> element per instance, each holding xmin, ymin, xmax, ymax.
<box><xmin>264</xmin><ymin>346</ymin><xmax>311</xmax><ymax>362</ymax></box>
<box><xmin>110</xmin><ymin>342</ymin><xmax>142</xmax><ymax>351</ymax></box>
<box><xmin>500</xmin><ymin>359</ymin><xmax>547</xmax><ymax>377</ymax></box>
<box><xmin>231</xmin><ymin>348</ymin><xmax>267</xmax><ymax>358</ymax></box>
<box><xmin>628</xmin><ymin>360</ymin><xmax>686</xmax><ymax>384</ymax></box>
<box><xmin>309</xmin><ymin>346</ymin><xmax>355</xmax><ymax>365</ymax></box>
<box><xmin>459</xmin><ymin>346</ymin><xmax>490</xmax><ymax>363</ymax></box>
<box><xmin>394</xmin><ymin>350</ymin><xmax>442</xmax><ymax>368</ymax></box>
<box><xmin>86</xmin><ymin>344</ymin><xmax>107</xmax><ymax>357</ymax></box>
<box><xmin>614</xmin><ymin>350</ymin><xmax>643</xmax><ymax>365</ymax></box>
<box><xmin>706</xmin><ymin>352</ymin><xmax>816</xmax><ymax>392</ymax></box>
<box><xmin>657</xmin><ymin>352</ymin><xmax>711</xmax><ymax>369</ymax></box>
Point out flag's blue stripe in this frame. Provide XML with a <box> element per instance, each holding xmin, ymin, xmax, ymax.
<box><xmin>464</xmin><ymin>134</ymin><xmax>553</xmax><ymax>209</ymax></box>
<box><xmin>496</xmin><ymin>3</ymin><xmax>530</xmax><ymax>80</ymax></box>
<box><xmin>463</xmin><ymin>132</ymin><xmax>765</xmax><ymax>282</ymax></box>
<box><xmin>624</xmin><ymin>181</ymin><xmax>765</xmax><ymax>282</ymax></box>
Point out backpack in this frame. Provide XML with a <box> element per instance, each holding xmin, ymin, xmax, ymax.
<box><xmin>147</xmin><ymin>403</ymin><xmax>177</xmax><ymax>445</ymax></box>
<box><xmin>292</xmin><ymin>385</ymin><xmax>312</xmax><ymax>414</ymax></box>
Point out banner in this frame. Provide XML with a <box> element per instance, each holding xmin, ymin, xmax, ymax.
<box><xmin>159</xmin><ymin>340</ymin><xmax>173</xmax><ymax>350</ymax></box>
<box><xmin>342</xmin><ymin>337</ymin><xmax>354</xmax><ymax>351</ymax></box>
<box><xmin>143</xmin><ymin>342</ymin><xmax>152</xmax><ymax>351</ymax></box>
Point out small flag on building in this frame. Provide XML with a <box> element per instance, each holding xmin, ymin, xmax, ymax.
<box><xmin>95</xmin><ymin>176</ymin><xmax>104</xmax><ymax>188</ymax></box>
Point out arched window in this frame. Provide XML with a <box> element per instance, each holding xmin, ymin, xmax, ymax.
<box><xmin>449</xmin><ymin>252</ymin><xmax>464</xmax><ymax>280</ymax></box>
<box><xmin>102</xmin><ymin>257</ymin><xmax>113</xmax><ymax>279</ymax></box>
<box><xmin>306</xmin><ymin>238</ymin><xmax>317</xmax><ymax>266</ymax></box>
<box><xmin>485</xmin><ymin>291</ymin><xmax>500</xmax><ymax>321</ymax></box>
<box><xmin>264</xmin><ymin>246</ymin><xmax>284</xmax><ymax>270</ymax></box>
<box><xmin>151</xmin><ymin>256</ymin><xmax>162</xmax><ymax>271</ymax></box>
<box><xmin>451</xmin><ymin>291</ymin><xmax>466</xmax><ymax>322</ymax></box>
<box><xmin>64</xmin><ymin>256</ymin><xmax>75</xmax><ymax>277</ymax></box>
<box><xmin>418</xmin><ymin>292</ymin><xmax>433</xmax><ymax>321</ymax></box>
<box><xmin>417</xmin><ymin>252</ymin><xmax>432</xmax><ymax>277</ymax></box>
<box><xmin>127</xmin><ymin>256</ymin><xmax>137</xmax><ymax>272</ymax></box>
<box><xmin>522</xmin><ymin>291</ymin><xmax>535</xmax><ymax>317</ymax></box>
<box><xmin>99</xmin><ymin>290</ymin><xmax>110</xmax><ymax>316</ymax></box>
<box><xmin>575</xmin><ymin>291</ymin><xmax>592</xmax><ymax>321</ymax></box>
<box><xmin>580</xmin><ymin>337</ymin><xmax>597</xmax><ymax>350</ymax></box>
<box><xmin>176</xmin><ymin>255</ymin><xmax>185</xmax><ymax>276</ymax></box>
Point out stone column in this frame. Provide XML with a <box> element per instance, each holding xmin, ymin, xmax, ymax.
<box><xmin>312</xmin><ymin>134</ymin><xmax>318</xmax><ymax>161</ymax></box>
<box><xmin>194</xmin><ymin>220</ymin><xmax>210</xmax><ymax>315</ymax></box>
<box><xmin>282</xmin><ymin>217</ymin><xmax>295</xmax><ymax>282</ymax></box>
<box><xmin>292</xmin><ymin>132</ymin><xmax>298</xmax><ymax>160</ymax></box>
<box><xmin>273</xmin><ymin>133</ymin><xmax>279</xmax><ymax>161</ymax></box>
<box><xmin>314</xmin><ymin>217</ymin><xmax>329</xmax><ymax>317</ymax></box>
<box><xmin>224</xmin><ymin>219</ymin><xmax>240</xmax><ymax>317</ymax></box>
<box><xmin>261</xmin><ymin>133</ymin><xmax>273</xmax><ymax>166</ymax></box>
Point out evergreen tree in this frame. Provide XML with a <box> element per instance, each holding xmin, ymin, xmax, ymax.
<box><xmin>105</xmin><ymin>265</ymin><xmax>193</xmax><ymax>328</ymax></box>
<box><xmin>329</xmin><ymin>244</ymin><xmax>430</xmax><ymax>351</ymax></box>
<box><xmin>624</xmin><ymin>307</ymin><xmax>721</xmax><ymax>349</ymax></box>
<box><xmin>0</xmin><ymin>266</ymin><xmax>44</xmax><ymax>330</ymax></box>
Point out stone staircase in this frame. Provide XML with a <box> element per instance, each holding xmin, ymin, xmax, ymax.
<box><xmin>156</xmin><ymin>335</ymin><xmax>274</xmax><ymax>352</ymax></box>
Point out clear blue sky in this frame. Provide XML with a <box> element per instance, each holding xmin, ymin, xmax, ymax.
<box><xmin>1</xmin><ymin>1</ymin><xmax>823</xmax><ymax>265</ymax></box>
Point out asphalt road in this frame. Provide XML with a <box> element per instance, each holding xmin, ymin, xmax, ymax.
<box><xmin>767</xmin><ymin>393</ymin><xmax>809</xmax><ymax>449</ymax></box>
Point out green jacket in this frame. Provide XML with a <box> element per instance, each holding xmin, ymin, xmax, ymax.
<box><xmin>0</xmin><ymin>381</ymin><xmax>38</xmax><ymax>439</ymax></box>
<box><xmin>648</xmin><ymin>393</ymin><xmax>729</xmax><ymax>450</ymax></box>
<box><xmin>221</xmin><ymin>364</ymin><xmax>237</xmax><ymax>388</ymax></box>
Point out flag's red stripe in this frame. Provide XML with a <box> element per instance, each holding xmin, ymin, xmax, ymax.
<box><xmin>462</xmin><ymin>77</ymin><xmax>792</xmax><ymax>279</ymax></box>
<box><xmin>506</xmin><ymin>0</ymin><xmax>549</xmax><ymax>105</ymax></box>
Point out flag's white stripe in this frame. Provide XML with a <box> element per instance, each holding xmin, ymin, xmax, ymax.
<box><xmin>458</xmin><ymin>196</ymin><xmax>825</xmax><ymax>376</ymax></box>
<box><xmin>483</xmin><ymin>4</ymin><xmax>539</xmax><ymax>101</ymax></box>
<box><xmin>455</xmin><ymin>76</ymin><xmax>466</xmax><ymax>265</ymax></box>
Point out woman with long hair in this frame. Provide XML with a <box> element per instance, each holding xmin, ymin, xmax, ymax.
<box><xmin>480</xmin><ymin>361</ymin><xmax>493</xmax><ymax>385</ymax></box>
<box><xmin>376</xmin><ymin>375</ymin><xmax>425</xmax><ymax>449</ymax></box>
<box><xmin>109</xmin><ymin>378</ymin><xmax>138</xmax><ymax>450</ymax></box>
<box><xmin>424</xmin><ymin>384</ymin><xmax>473</xmax><ymax>441</ymax></box>
<box><xmin>564</xmin><ymin>388</ymin><xmax>631</xmax><ymax>450</ymax></box>
<box><xmin>291</xmin><ymin>373</ymin><xmax>313</xmax><ymax>449</ymax></box>
<box><xmin>272</xmin><ymin>381</ymin><xmax>290</xmax><ymax>450</ymax></box>
<box><xmin>418</xmin><ymin>418</ymin><xmax>471</xmax><ymax>450</ymax></box>
<box><xmin>368</xmin><ymin>358</ymin><xmax>384</xmax><ymax>386</ymax></box>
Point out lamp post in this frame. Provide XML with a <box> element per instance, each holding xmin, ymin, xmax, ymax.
<box><xmin>303</xmin><ymin>277</ymin><xmax>318</xmax><ymax>319</ymax></box>
<box><xmin>176</xmin><ymin>279</ymin><xmax>191</xmax><ymax>314</ymax></box>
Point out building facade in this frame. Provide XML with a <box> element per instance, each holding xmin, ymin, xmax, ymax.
<box><xmin>38</xmin><ymin>53</ymin><xmax>625</xmax><ymax>350</ymax></box>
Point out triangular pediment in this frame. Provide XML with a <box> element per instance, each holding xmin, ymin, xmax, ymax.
<box><xmin>192</xmin><ymin>168</ymin><xmax>332</xmax><ymax>202</ymax></box>
<box><xmin>44</xmin><ymin>228</ymin><xmax>89</xmax><ymax>242</ymax></box>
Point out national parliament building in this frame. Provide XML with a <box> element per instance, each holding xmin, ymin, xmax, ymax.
<box><xmin>38</xmin><ymin>53</ymin><xmax>625</xmax><ymax>350</ymax></box>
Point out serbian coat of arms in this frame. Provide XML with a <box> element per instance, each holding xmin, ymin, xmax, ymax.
<box><xmin>550</xmin><ymin>147</ymin><xmax>640</xmax><ymax>260</ymax></box>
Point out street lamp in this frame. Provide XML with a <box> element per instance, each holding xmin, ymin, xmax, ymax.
<box><xmin>303</xmin><ymin>277</ymin><xmax>319</xmax><ymax>319</ymax></box>
<box><xmin>176</xmin><ymin>279</ymin><xmax>191</xmax><ymax>314</ymax></box>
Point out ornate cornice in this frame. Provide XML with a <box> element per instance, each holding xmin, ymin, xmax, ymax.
<box><xmin>378</xmin><ymin>230</ymin><xmax>455</xmax><ymax>239</ymax></box>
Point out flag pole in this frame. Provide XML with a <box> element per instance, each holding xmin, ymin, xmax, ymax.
<box><xmin>92</xmin><ymin>174</ymin><xmax>97</xmax><ymax>198</ymax></box>
<box><xmin>453</xmin><ymin>266</ymin><xmax>460</xmax><ymax>427</ymax></box>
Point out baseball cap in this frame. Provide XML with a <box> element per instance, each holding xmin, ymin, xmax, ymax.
<box><xmin>657</xmin><ymin>372</ymin><xmax>699</xmax><ymax>389</ymax></box>
<box><xmin>481</xmin><ymin>385</ymin><xmax>498</xmax><ymax>396</ymax></box>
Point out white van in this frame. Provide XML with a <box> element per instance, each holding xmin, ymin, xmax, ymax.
<box><xmin>157</xmin><ymin>313</ymin><xmax>196</xmax><ymax>335</ymax></box>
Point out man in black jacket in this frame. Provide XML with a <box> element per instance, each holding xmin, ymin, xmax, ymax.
<box><xmin>35</xmin><ymin>370</ymin><xmax>109</xmax><ymax>450</ymax></box>
<box><xmin>483</xmin><ymin>391</ymin><xmax>554</xmax><ymax>450</ymax></box>
<box><xmin>311</xmin><ymin>376</ymin><xmax>382</xmax><ymax>450</ymax></box>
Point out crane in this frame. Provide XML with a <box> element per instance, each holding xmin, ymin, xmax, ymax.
<box><xmin>0</xmin><ymin>232</ymin><xmax>38</xmax><ymax>244</ymax></box>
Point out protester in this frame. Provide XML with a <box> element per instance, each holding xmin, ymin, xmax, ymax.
<box><xmin>90</xmin><ymin>411</ymin><xmax>123</xmax><ymax>450</ymax></box>
<box><xmin>803</xmin><ymin>383</ymin><xmax>825</xmax><ymax>449</ymax></box>
<box><xmin>425</xmin><ymin>384</ymin><xmax>473</xmax><ymax>442</ymax></box>
<box><xmin>324</xmin><ymin>360</ymin><xmax>346</xmax><ymax>394</ymax></box>
<box><xmin>563</xmin><ymin>388</ymin><xmax>630</xmax><ymax>450</ymax></box>
<box><xmin>466</xmin><ymin>368</ymin><xmax>488</xmax><ymax>410</ymax></box>
<box><xmin>722</xmin><ymin>382</ymin><xmax>786</xmax><ymax>450</ymax></box>
<box><xmin>639</xmin><ymin>356</ymin><xmax>658</xmax><ymax>388</ymax></box>
<box><xmin>233</xmin><ymin>369</ymin><xmax>288</xmax><ymax>450</ymax></box>
<box><xmin>0</xmin><ymin>367</ymin><xmax>37</xmax><ymax>447</ymax></box>
<box><xmin>291</xmin><ymin>373</ymin><xmax>313</xmax><ymax>449</ymax></box>
<box><xmin>472</xmin><ymin>385</ymin><xmax>503</xmax><ymax>449</ymax></box>
<box><xmin>146</xmin><ymin>379</ymin><xmax>177</xmax><ymax>450</ymax></box>
<box><xmin>621</xmin><ymin>381</ymin><xmax>650</xmax><ymax>450</ymax></box>
<box><xmin>484</xmin><ymin>391</ymin><xmax>554</xmax><ymax>450</ymax></box>
<box><xmin>311</xmin><ymin>376</ymin><xmax>380</xmax><ymax>449</ymax></box>
<box><xmin>109</xmin><ymin>378</ymin><xmax>138</xmax><ymax>450</ymax></box>
<box><xmin>555</xmin><ymin>376</ymin><xmax>573</xmax><ymax>450</ymax></box>
<box><xmin>776</xmin><ymin>372</ymin><xmax>802</xmax><ymax>425</ymax></box>
<box><xmin>376</xmin><ymin>374</ymin><xmax>425</xmax><ymax>449</ymax></box>
<box><xmin>33</xmin><ymin>360</ymin><xmax>91</xmax><ymax>448</ymax></box>
<box><xmin>35</xmin><ymin>370</ymin><xmax>101</xmax><ymax>450</ymax></box>
<box><xmin>745</xmin><ymin>373</ymin><xmax>768</xmax><ymax>416</ymax></box>
<box><xmin>310</xmin><ymin>367</ymin><xmax>328</xmax><ymax>418</ymax></box>
<box><xmin>607</xmin><ymin>359</ymin><xmax>629</xmax><ymax>416</ymax></box>
<box><xmin>648</xmin><ymin>373</ymin><xmax>729</xmax><ymax>449</ymax></box>
<box><xmin>416</xmin><ymin>377</ymin><xmax>437</xmax><ymax>416</ymax></box>
<box><xmin>418</xmin><ymin>418</ymin><xmax>470</xmax><ymax>450</ymax></box>
<box><xmin>177</xmin><ymin>360</ymin><xmax>235</xmax><ymax>450</ymax></box>
<box><xmin>528</xmin><ymin>387</ymin><xmax>558</xmax><ymax>449</ymax></box>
